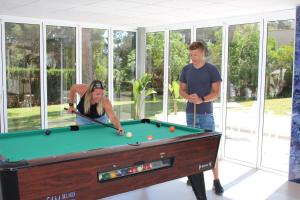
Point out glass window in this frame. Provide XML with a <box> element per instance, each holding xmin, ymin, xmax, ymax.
<box><xmin>113</xmin><ymin>31</ymin><xmax>136</xmax><ymax>120</ymax></box>
<box><xmin>225</xmin><ymin>23</ymin><xmax>260</xmax><ymax>164</ymax></box>
<box><xmin>46</xmin><ymin>25</ymin><xmax>76</xmax><ymax>128</ymax></box>
<box><xmin>82</xmin><ymin>28</ymin><xmax>108</xmax><ymax>88</ymax></box>
<box><xmin>5</xmin><ymin>22</ymin><xmax>41</xmax><ymax>132</ymax></box>
<box><xmin>262</xmin><ymin>20</ymin><xmax>295</xmax><ymax>172</ymax></box>
<box><xmin>168</xmin><ymin>29</ymin><xmax>191</xmax><ymax>124</ymax></box>
<box><xmin>196</xmin><ymin>26</ymin><xmax>223</xmax><ymax>131</ymax></box>
<box><xmin>145</xmin><ymin>32</ymin><xmax>164</xmax><ymax>119</ymax></box>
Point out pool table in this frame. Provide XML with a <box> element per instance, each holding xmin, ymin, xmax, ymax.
<box><xmin>0</xmin><ymin>119</ymin><xmax>221</xmax><ymax>200</ymax></box>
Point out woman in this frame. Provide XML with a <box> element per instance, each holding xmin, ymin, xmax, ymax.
<box><xmin>68</xmin><ymin>80</ymin><xmax>123</xmax><ymax>135</ymax></box>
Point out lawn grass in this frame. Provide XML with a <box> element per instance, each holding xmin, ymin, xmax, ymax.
<box><xmin>239</xmin><ymin>97</ymin><xmax>291</xmax><ymax>115</ymax></box>
<box><xmin>5</xmin><ymin>97</ymin><xmax>292</xmax><ymax>132</ymax></box>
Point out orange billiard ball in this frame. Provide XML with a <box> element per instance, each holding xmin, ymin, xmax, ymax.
<box><xmin>169</xmin><ymin>126</ymin><xmax>175</xmax><ymax>132</ymax></box>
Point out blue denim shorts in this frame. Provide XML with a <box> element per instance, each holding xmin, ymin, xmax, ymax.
<box><xmin>76</xmin><ymin>114</ymin><xmax>108</xmax><ymax>125</ymax></box>
<box><xmin>186</xmin><ymin>113</ymin><xmax>215</xmax><ymax>131</ymax></box>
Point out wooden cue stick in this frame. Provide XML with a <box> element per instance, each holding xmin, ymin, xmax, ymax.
<box><xmin>194</xmin><ymin>103</ymin><xmax>196</xmax><ymax>128</ymax></box>
<box><xmin>64</xmin><ymin>108</ymin><xmax>117</xmax><ymax>130</ymax></box>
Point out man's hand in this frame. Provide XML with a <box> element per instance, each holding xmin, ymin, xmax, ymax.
<box><xmin>189</xmin><ymin>94</ymin><xmax>202</xmax><ymax>104</ymax></box>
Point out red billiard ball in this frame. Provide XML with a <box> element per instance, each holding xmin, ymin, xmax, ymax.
<box><xmin>169</xmin><ymin>126</ymin><xmax>175</xmax><ymax>132</ymax></box>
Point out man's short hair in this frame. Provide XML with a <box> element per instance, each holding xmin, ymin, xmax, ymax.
<box><xmin>189</xmin><ymin>41</ymin><xmax>206</xmax><ymax>51</ymax></box>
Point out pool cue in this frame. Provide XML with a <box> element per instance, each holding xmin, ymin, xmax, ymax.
<box><xmin>194</xmin><ymin>103</ymin><xmax>196</xmax><ymax>128</ymax></box>
<box><xmin>64</xmin><ymin>108</ymin><xmax>118</xmax><ymax>131</ymax></box>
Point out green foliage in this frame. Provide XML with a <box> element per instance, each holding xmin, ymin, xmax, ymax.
<box><xmin>82</xmin><ymin>28</ymin><xmax>108</xmax><ymax>83</ymax></box>
<box><xmin>113</xmin><ymin>31</ymin><xmax>136</xmax><ymax>96</ymax></box>
<box><xmin>95</xmin><ymin>65</ymin><xmax>108</xmax><ymax>82</ymax></box>
<box><xmin>168</xmin><ymin>81</ymin><xmax>180</xmax><ymax>114</ymax></box>
<box><xmin>133</xmin><ymin>73</ymin><xmax>157</xmax><ymax>119</ymax></box>
<box><xmin>169</xmin><ymin>32</ymin><xmax>190</xmax><ymax>82</ymax></box>
<box><xmin>206</xmin><ymin>29</ymin><xmax>223</xmax><ymax>71</ymax></box>
<box><xmin>229</xmin><ymin>24</ymin><xmax>260</xmax><ymax>98</ymax></box>
<box><xmin>146</xmin><ymin>32</ymin><xmax>164</xmax><ymax>69</ymax></box>
<box><xmin>169</xmin><ymin>81</ymin><xmax>180</xmax><ymax>99</ymax></box>
<box><xmin>266</xmin><ymin>38</ymin><xmax>294</xmax><ymax>98</ymax></box>
<box><xmin>146</xmin><ymin>32</ymin><xmax>164</xmax><ymax>94</ymax></box>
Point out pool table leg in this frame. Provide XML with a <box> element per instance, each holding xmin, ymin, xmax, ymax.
<box><xmin>188</xmin><ymin>172</ymin><xmax>207</xmax><ymax>200</ymax></box>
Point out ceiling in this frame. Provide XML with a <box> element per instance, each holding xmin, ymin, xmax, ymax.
<box><xmin>0</xmin><ymin>0</ymin><xmax>299</xmax><ymax>28</ymax></box>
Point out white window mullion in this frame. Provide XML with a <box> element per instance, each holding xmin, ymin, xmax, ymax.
<box><xmin>163</xmin><ymin>29</ymin><xmax>169</xmax><ymax>122</ymax></box>
<box><xmin>39</xmin><ymin>22</ymin><xmax>45</xmax><ymax>129</ymax></box>
<box><xmin>256</xmin><ymin>19</ymin><xmax>268</xmax><ymax>169</ymax></box>
<box><xmin>221</xmin><ymin>23</ymin><xmax>229</xmax><ymax>159</ymax></box>
<box><xmin>76</xmin><ymin>25</ymin><xmax>82</xmax><ymax>84</ymax></box>
<box><xmin>41</xmin><ymin>23</ymin><xmax>48</xmax><ymax>129</ymax></box>
<box><xmin>0</xmin><ymin>21</ymin><xmax>5</xmax><ymax>133</ymax></box>
<box><xmin>108</xmin><ymin>28</ymin><xmax>114</xmax><ymax>105</ymax></box>
<box><xmin>1</xmin><ymin>21</ymin><xmax>8</xmax><ymax>132</ymax></box>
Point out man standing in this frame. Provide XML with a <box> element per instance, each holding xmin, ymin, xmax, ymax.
<box><xmin>179</xmin><ymin>41</ymin><xmax>224</xmax><ymax>195</ymax></box>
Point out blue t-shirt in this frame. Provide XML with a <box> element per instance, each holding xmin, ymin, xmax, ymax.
<box><xmin>179</xmin><ymin>62</ymin><xmax>222</xmax><ymax>114</ymax></box>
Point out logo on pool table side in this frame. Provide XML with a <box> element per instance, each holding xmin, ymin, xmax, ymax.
<box><xmin>198</xmin><ymin>161</ymin><xmax>212</xmax><ymax>171</ymax></box>
<box><xmin>45</xmin><ymin>191</ymin><xmax>76</xmax><ymax>200</ymax></box>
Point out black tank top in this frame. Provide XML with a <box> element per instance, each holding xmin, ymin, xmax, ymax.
<box><xmin>76</xmin><ymin>94</ymin><xmax>106</xmax><ymax>118</ymax></box>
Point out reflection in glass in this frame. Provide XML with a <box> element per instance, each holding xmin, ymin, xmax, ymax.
<box><xmin>5</xmin><ymin>23</ymin><xmax>41</xmax><ymax>131</ymax></box>
<box><xmin>113</xmin><ymin>31</ymin><xmax>136</xmax><ymax>120</ymax></box>
<box><xmin>225</xmin><ymin>23</ymin><xmax>260</xmax><ymax>164</ymax></box>
<box><xmin>168</xmin><ymin>29</ymin><xmax>191</xmax><ymax>124</ymax></box>
<box><xmin>262</xmin><ymin>20</ymin><xmax>295</xmax><ymax>172</ymax></box>
<box><xmin>82</xmin><ymin>28</ymin><xmax>108</xmax><ymax>87</ymax></box>
<box><xmin>145</xmin><ymin>32</ymin><xmax>164</xmax><ymax>119</ymax></box>
<box><xmin>46</xmin><ymin>26</ymin><xmax>76</xmax><ymax>128</ymax></box>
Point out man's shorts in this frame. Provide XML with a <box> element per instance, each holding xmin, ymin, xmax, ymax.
<box><xmin>186</xmin><ymin>112</ymin><xmax>215</xmax><ymax>132</ymax></box>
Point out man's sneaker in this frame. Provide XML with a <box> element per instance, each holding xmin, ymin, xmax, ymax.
<box><xmin>186</xmin><ymin>179</ymin><xmax>191</xmax><ymax>186</ymax></box>
<box><xmin>213</xmin><ymin>179</ymin><xmax>224</xmax><ymax>195</ymax></box>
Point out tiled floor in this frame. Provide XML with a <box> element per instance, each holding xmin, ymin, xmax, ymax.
<box><xmin>102</xmin><ymin>160</ymin><xmax>300</xmax><ymax>200</ymax></box>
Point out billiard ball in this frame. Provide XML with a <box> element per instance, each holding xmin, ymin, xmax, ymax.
<box><xmin>156</xmin><ymin>123</ymin><xmax>161</xmax><ymax>128</ymax></box>
<box><xmin>102</xmin><ymin>173</ymin><xmax>111</xmax><ymax>180</ymax></box>
<box><xmin>147</xmin><ymin>135</ymin><xmax>153</xmax><ymax>140</ymax></box>
<box><xmin>126</xmin><ymin>132</ymin><xmax>133</xmax><ymax>138</ymax></box>
<box><xmin>137</xmin><ymin>165</ymin><xmax>143</xmax><ymax>172</ymax></box>
<box><xmin>110</xmin><ymin>171</ymin><xmax>117</xmax><ymax>178</ymax></box>
<box><xmin>44</xmin><ymin>129</ymin><xmax>51</xmax><ymax>135</ymax></box>
<box><xmin>169</xmin><ymin>126</ymin><xmax>175</xmax><ymax>132</ymax></box>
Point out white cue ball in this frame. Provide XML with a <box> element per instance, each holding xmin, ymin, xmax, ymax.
<box><xmin>126</xmin><ymin>132</ymin><xmax>133</xmax><ymax>138</ymax></box>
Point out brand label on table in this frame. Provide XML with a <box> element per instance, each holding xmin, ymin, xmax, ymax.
<box><xmin>198</xmin><ymin>161</ymin><xmax>212</xmax><ymax>171</ymax></box>
<box><xmin>45</xmin><ymin>191</ymin><xmax>76</xmax><ymax>200</ymax></box>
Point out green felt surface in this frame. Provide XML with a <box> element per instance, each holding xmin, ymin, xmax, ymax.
<box><xmin>0</xmin><ymin>120</ymin><xmax>204</xmax><ymax>162</ymax></box>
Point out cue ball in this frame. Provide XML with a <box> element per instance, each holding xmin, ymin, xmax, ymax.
<box><xmin>169</xmin><ymin>126</ymin><xmax>175</xmax><ymax>132</ymax></box>
<box><xmin>44</xmin><ymin>129</ymin><xmax>51</xmax><ymax>135</ymax></box>
<box><xmin>126</xmin><ymin>132</ymin><xmax>133</xmax><ymax>138</ymax></box>
<box><xmin>156</xmin><ymin>123</ymin><xmax>161</xmax><ymax>128</ymax></box>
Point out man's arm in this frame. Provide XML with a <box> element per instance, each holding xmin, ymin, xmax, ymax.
<box><xmin>203</xmin><ymin>81</ymin><xmax>221</xmax><ymax>102</ymax></box>
<box><xmin>103</xmin><ymin>99</ymin><xmax>123</xmax><ymax>135</ymax></box>
<box><xmin>188</xmin><ymin>81</ymin><xmax>221</xmax><ymax>104</ymax></box>
<box><xmin>179</xmin><ymin>82</ymin><xmax>191</xmax><ymax>101</ymax></box>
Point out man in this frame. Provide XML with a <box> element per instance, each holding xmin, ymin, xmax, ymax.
<box><xmin>179</xmin><ymin>41</ymin><xmax>224</xmax><ymax>195</ymax></box>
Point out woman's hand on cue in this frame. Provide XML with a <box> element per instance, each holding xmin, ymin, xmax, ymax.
<box><xmin>117</xmin><ymin>127</ymin><xmax>123</xmax><ymax>136</ymax></box>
